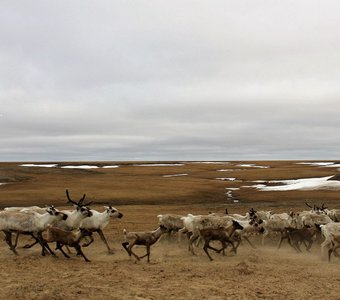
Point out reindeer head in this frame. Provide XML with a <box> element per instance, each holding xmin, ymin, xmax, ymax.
<box><xmin>320</xmin><ymin>203</ymin><xmax>328</xmax><ymax>213</ymax></box>
<box><xmin>249</xmin><ymin>208</ymin><xmax>257</xmax><ymax>219</ymax></box>
<box><xmin>104</xmin><ymin>206</ymin><xmax>123</xmax><ymax>219</ymax></box>
<box><xmin>46</xmin><ymin>205</ymin><xmax>57</xmax><ymax>215</ymax></box>
<box><xmin>46</xmin><ymin>205</ymin><xmax>68</xmax><ymax>220</ymax></box>
<box><xmin>79</xmin><ymin>206</ymin><xmax>93</xmax><ymax>217</ymax></box>
<box><xmin>159</xmin><ymin>224</ymin><xmax>168</xmax><ymax>232</ymax></box>
<box><xmin>232</xmin><ymin>220</ymin><xmax>244</xmax><ymax>231</ymax></box>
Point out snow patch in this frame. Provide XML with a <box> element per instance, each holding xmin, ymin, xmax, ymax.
<box><xmin>216</xmin><ymin>178</ymin><xmax>240</xmax><ymax>181</ymax></box>
<box><xmin>163</xmin><ymin>174</ymin><xmax>188</xmax><ymax>178</ymax></box>
<box><xmin>102</xmin><ymin>165</ymin><xmax>119</xmax><ymax>168</ymax></box>
<box><xmin>133</xmin><ymin>163</ymin><xmax>184</xmax><ymax>167</ymax></box>
<box><xmin>243</xmin><ymin>176</ymin><xmax>340</xmax><ymax>191</ymax></box>
<box><xmin>20</xmin><ymin>164</ymin><xmax>58</xmax><ymax>168</ymax></box>
<box><xmin>237</xmin><ymin>164</ymin><xmax>269</xmax><ymax>169</ymax></box>
<box><xmin>297</xmin><ymin>162</ymin><xmax>335</xmax><ymax>166</ymax></box>
<box><xmin>61</xmin><ymin>165</ymin><xmax>99</xmax><ymax>169</ymax></box>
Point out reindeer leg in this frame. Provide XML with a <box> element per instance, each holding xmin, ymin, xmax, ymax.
<box><xmin>146</xmin><ymin>245</ymin><xmax>151</xmax><ymax>263</ymax></box>
<box><xmin>37</xmin><ymin>232</ymin><xmax>55</xmax><ymax>256</ymax></box>
<box><xmin>188</xmin><ymin>233</ymin><xmax>199</xmax><ymax>255</ymax></box>
<box><xmin>122</xmin><ymin>242</ymin><xmax>131</xmax><ymax>256</ymax></box>
<box><xmin>206</xmin><ymin>242</ymin><xmax>220</xmax><ymax>253</ymax></box>
<box><xmin>128</xmin><ymin>243</ymin><xmax>141</xmax><ymax>261</ymax></box>
<box><xmin>97</xmin><ymin>229</ymin><xmax>114</xmax><ymax>254</ymax></box>
<box><xmin>56</xmin><ymin>242</ymin><xmax>70</xmax><ymax>258</ymax></box>
<box><xmin>23</xmin><ymin>234</ymin><xmax>39</xmax><ymax>249</ymax></box>
<box><xmin>230</xmin><ymin>236</ymin><xmax>241</xmax><ymax>253</ymax></box>
<box><xmin>178</xmin><ymin>228</ymin><xmax>187</xmax><ymax>242</ymax></box>
<box><xmin>328</xmin><ymin>248</ymin><xmax>333</xmax><ymax>262</ymax></box>
<box><xmin>278</xmin><ymin>231</ymin><xmax>287</xmax><ymax>249</ymax></box>
<box><xmin>228</xmin><ymin>240</ymin><xmax>237</xmax><ymax>254</ymax></box>
<box><xmin>203</xmin><ymin>241</ymin><xmax>214</xmax><ymax>261</ymax></box>
<box><xmin>292</xmin><ymin>241</ymin><xmax>302</xmax><ymax>253</ymax></box>
<box><xmin>139</xmin><ymin>245</ymin><xmax>151</xmax><ymax>263</ymax></box>
<box><xmin>122</xmin><ymin>241</ymin><xmax>140</xmax><ymax>261</ymax></box>
<box><xmin>262</xmin><ymin>230</ymin><xmax>269</xmax><ymax>245</ymax></box>
<box><xmin>13</xmin><ymin>232</ymin><xmax>20</xmax><ymax>248</ymax></box>
<box><xmin>243</xmin><ymin>236</ymin><xmax>256</xmax><ymax>249</ymax></box>
<box><xmin>305</xmin><ymin>239</ymin><xmax>313</xmax><ymax>252</ymax></box>
<box><xmin>74</xmin><ymin>244</ymin><xmax>91</xmax><ymax>262</ymax></box>
<box><xmin>332</xmin><ymin>245</ymin><xmax>340</xmax><ymax>257</ymax></box>
<box><xmin>217</xmin><ymin>241</ymin><xmax>227</xmax><ymax>255</ymax></box>
<box><xmin>4</xmin><ymin>231</ymin><xmax>18</xmax><ymax>255</ymax></box>
<box><xmin>82</xmin><ymin>234</ymin><xmax>94</xmax><ymax>247</ymax></box>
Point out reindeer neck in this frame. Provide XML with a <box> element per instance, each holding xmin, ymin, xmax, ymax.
<box><xmin>152</xmin><ymin>227</ymin><xmax>165</xmax><ymax>239</ymax></box>
<box><xmin>225</xmin><ymin>224</ymin><xmax>239</xmax><ymax>237</ymax></box>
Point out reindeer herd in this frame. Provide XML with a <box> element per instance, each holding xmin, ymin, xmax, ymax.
<box><xmin>1</xmin><ymin>191</ymin><xmax>340</xmax><ymax>264</ymax></box>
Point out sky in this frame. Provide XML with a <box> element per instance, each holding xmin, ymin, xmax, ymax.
<box><xmin>1</xmin><ymin>1</ymin><xmax>340</xmax><ymax>162</ymax></box>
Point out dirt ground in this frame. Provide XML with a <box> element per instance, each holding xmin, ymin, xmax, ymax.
<box><xmin>1</xmin><ymin>205</ymin><xmax>339</xmax><ymax>300</ymax></box>
<box><xmin>0</xmin><ymin>161</ymin><xmax>340</xmax><ymax>299</ymax></box>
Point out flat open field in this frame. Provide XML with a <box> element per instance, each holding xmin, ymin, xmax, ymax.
<box><xmin>0</xmin><ymin>161</ymin><xmax>340</xmax><ymax>299</ymax></box>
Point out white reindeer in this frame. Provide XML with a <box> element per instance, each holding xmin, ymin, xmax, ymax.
<box><xmin>22</xmin><ymin>190</ymin><xmax>93</xmax><ymax>250</ymax></box>
<box><xmin>0</xmin><ymin>205</ymin><xmax>68</xmax><ymax>256</ymax></box>
<box><xmin>79</xmin><ymin>205</ymin><xmax>123</xmax><ymax>254</ymax></box>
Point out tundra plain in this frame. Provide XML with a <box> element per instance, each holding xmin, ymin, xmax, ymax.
<box><xmin>0</xmin><ymin>161</ymin><xmax>340</xmax><ymax>300</ymax></box>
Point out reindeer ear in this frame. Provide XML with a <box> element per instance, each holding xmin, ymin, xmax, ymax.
<box><xmin>104</xmin><ymin>206</ymin><xmax>109</xmax><ymax>210</ymax></box>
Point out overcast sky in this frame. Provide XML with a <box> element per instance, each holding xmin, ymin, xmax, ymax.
<box><xmin>1</xmin><ymin>1</ymin><xmax>340</xmax><ymax>162</ymax></box>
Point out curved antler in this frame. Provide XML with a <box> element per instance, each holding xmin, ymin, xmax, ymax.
<box><xmin>66</xmin><ymin>189</ymin><xmax>79</xmax><ymax>206</ymax></box>
<box><xmin>78</xmin><ymin>193</ymin><xmax>87</xmax><ymax>205</ymax></box>
<box><xmin>305</xmin><ymin>202</ymin><xmax>313</xmax><ymax>209</ymax></box>
<box><xmin>66</xmin><ymin>189</ymin><xmax>93</xmax><ymax>207</ymax></box>
<box><xmin>82</xmin><ymin>200</ymin><xmax>93</xmax><ymax>206</ymax></box>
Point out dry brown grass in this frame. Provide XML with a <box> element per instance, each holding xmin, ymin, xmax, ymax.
<box><xmin>0</xmin><ymin>161</ymin><xmax>340</xmax><ymax>299</ymax></box>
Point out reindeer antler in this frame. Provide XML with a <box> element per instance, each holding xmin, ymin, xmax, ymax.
<box><xmin>66</xmin><ymin>189</ymin><xmax>85</xmax><ymax>206</ymax></box>
<box><xmin>66</xmin><ymin>189</ymin><xmax>78</xmax><ymax>205</ymax></box>
<box><xmin>66</xmin><ymin>189</ymin><xmax>93</xmax><ymax>207</ymax></box>
<box><xmin>305</xmin><ymin>202</ymin><xmax>313</xmax><ymax>209</ymax></box>
<box><xmin>78</xmin><ymin>193</ymin><xmax>87</xmax><ymax>205</ymax></box>
<box><xmin>82</xmin><ymin>200</ymin><xmax>93</xmax><ymax>206</ymax></box>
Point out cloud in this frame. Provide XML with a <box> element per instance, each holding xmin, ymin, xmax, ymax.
<box><xmin>1</xmin><ymin>0</ymin><xmax>340</xmax><ymax>161</ymax></box>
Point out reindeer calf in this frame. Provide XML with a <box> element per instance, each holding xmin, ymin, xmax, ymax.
<box><xmin>44</xmin><ymin>226</ymin><xmax>92</xmax><ymax>262</ymax></box>
<box><xmin>199</xmin><ymin>220</ymin><xmax>244</xmax><ymax>261</ymax></box>
<box><xmin>285</xmin><ymin>226</ymin><xmax>317</xmax><ymax>252</ymax></box>
<box><xmin>328</xmin><ymin>233</ymin><xmax>340</xmax><ymax>262</ymax></box>
<box><xmin>122</xmin><ymin>225</ymin><xmax>168</xmax><ymax>263</ymax></box>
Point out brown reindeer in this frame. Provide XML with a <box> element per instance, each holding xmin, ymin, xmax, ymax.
<box><xmin>122</xmin><ymin>225</ymin><xmax>168</xmax><ymax>263</ymax></box>
<box><xmin>199</xmin><ymin>220</ymin><xmax>244</xmax><ymax>261</ymax></box>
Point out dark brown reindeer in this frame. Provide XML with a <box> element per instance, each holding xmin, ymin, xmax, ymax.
<box><xmin>285</xmin><ymin>226</ymin><xmax>317</xmax><ymax>252</ymax></box>
<box><xmin>43</xmin><ymin>226</ymin><xmax>93</xmax><ymax>262</ymax></box>
<box><xmin>199</xmin><ymin>220</ymin><xmax>244</xmax><ymax>261</ymax></box>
